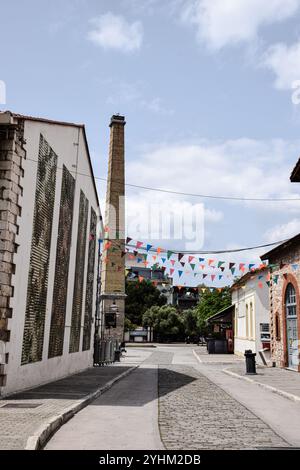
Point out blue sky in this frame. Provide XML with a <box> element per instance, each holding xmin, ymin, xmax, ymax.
<box><xmin>2</xmin><ymin>0</ymin><xmax>300</xmax><ymax>285</ymax></box>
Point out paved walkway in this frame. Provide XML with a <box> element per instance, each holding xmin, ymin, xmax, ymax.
<box><xmin>45</xmin><ymin>345</ymin><xmax>298</xmax><ymax>450</ymax></box>
<box><xmin>0</xmin><ymin>348</ymin><xmax>150</xmax><ymax>450</ymax></box>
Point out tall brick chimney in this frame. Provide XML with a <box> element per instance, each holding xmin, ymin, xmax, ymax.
<box><xmin>101</xmin><ymin>115</ymin><xmax>126</xmax><ymax>341</ymax></box>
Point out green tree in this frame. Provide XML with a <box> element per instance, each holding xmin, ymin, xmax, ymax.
<box><xmin>182</xmin><ymin>308</ymin><xmax>199</xmax><ymax>338</ymax></box>
<box><xmin>143</xmin><ymin>305</ymin><xmax>184</xmax><ymax>342</ymax></box>
<box><xmin>195</xmin><ymin>287</ymin><xmax>231</xmax><ymax>335</ymax></box>
<box><xmin>125</xmin><ymin>280</ymin><xmax>167</xmax><ymax>326</ymax></box>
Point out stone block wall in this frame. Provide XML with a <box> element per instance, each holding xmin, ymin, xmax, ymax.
<box><xmin>0</xmin><ymin>120</ymin><xmax>25</xmax><ymax>387</ymax></box>
<box><xmin>268</xmin><ymin>246</ymin><xmax>300</xmax><ymax>371</ymax></box>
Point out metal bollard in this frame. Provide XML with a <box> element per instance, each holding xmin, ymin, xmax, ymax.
<box><xmin>244</xmin><ymin>349</ymin><xmax>257</xmax><ymax>375</ymax></box>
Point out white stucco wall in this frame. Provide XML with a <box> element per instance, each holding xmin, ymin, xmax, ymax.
<box><xmin>4</xmin><ymin>119</ymin><xmax>101</xmax><ymax>395</ymax></box>
<box><xmin>232</xmin><ymin>271</ymin><xmax>270</xmax><ymax>363</ymax></box>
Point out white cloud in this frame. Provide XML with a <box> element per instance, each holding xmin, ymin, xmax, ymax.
<box><xmin>181</xmin><ymin>0</ymin><xmax>300</xmax><ymax>50</ymax></box>
<box><xmin>262</xmin><ymin>41</ymin><xmax>300</xmax><ymax>90</ymax></box>
<box><xmin>127</xmin><ymin>138</ymin><xmax>300</xmax><ymax>214</ymax></box>
<box><xmin>87</xmin><ymin>12</ymin><xmax>143</xmax><ymax>52</ymax></box>
<box><xmin>264</xmin><ymin>219</ymin><xmax>300</xmax><ymax>242</ymax></box>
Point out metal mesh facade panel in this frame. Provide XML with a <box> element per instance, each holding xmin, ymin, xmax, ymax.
<box><xmin>48</xmin><ymin>165</ymin><xmax>75</xmax><ymax>358</ymax></box>
<box><xmin>69</xmin><ymin>190</ymin><xmax>88</xmax><ymax>353</ymax></box>
<box><xmin>22</xmin><ymin>134</ymin><xmax>57</xmax><ymax>365</ymax></box>
<box><xmin>82</xmin><ymin>207</ymin><xmax>97</xmax><ymax>351</ymax></box>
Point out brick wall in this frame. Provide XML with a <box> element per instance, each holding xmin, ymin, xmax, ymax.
<box><xmin>268</xmin><ymin>246</ymin><xmax>300</xmax><ymax>371</ymax></box>
<box><xmin>0</xmin><ymin>120</ymin><xmax>25</xmax><ymax>387</ymax></box>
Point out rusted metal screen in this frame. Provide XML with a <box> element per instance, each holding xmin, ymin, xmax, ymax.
<box><xmin>82</xmin><ymin>207</ymin><xmax>97</xmax><ymax>351</ymax></box>
<box><xmin>22</xmin><ymin>134</ymin><xmax>57</xmax><ymax>365</ymax></box>
<box><xmin>48</xmin><ymin>165</ymin><xmax>75</xmax><ymax>358</ymax></box>
<box><xmin>69</xmin><ymin>190</ymin><xmax>88</xmax><ymax>353</ymax></box>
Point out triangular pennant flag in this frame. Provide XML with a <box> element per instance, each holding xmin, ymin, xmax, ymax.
<box><xmin>218</xmin><ymin>261</ymin><xmax>225</xmax><ymax>268</ymax></box>
<box><xmin>208</xmin><ymin>259</ymin><xmax>215</xmax><ymax>266</ymax></box>
<box><xmin>126</xmin><ymin>237</ymin><xmax>132</xmax><ymax>244</ymax></box>
<box><xmin>273</xmin><ymin>275</ymin><xmax>279</xmax><ymax>284</ymax></box>
<box><xmin>203</xmin><ymin>274</ymin><xmax>207</xmax><ymax>279</ymax></box>
<box><xmin>239</xmin><ymin>263</ymin><xmax>245</xmax><ymax>272</ymax></box>
<box><xmin>161</xmin><ymin>258</ymin><xmax>166</xmax><ymax>264</ymax></box>
<box><xmin>178</xmin><ymin>253</ymin><xmax>184</xmax><ymax>261</ymax></box>
<box><xmin>143</xmin><ymin>261</ymin><xmax>149</xmax><ymax>267</ymax></box>
<box><xmin>180</xmin><ymin>262</ymin><xmax>185</xmax><ymax>267</ymax></box>
<box><xmin>249</xmin><ymin>263</ymin><xmax>255</xmax><ymax>270</ymax></box>
<box><xmin>188</xmin><ymin>256</ymin><xmax>194</xmax><ymax>263</ymax></box>
<box><xmin>230</xmin><ymin>267</ymin><xmax>236</xmax><ymax>275</ymax></box>
<box><xmin>146</xmin><ymin>244</ymin><xmax>152</xmax><ymax>252</ymax></box>
<box><xmin>121</xmin><ymin>251</ymin><xmax>126</xmax><ymax>258</ymax></box>
<box><xmin>199</xmin><ymin>258</ymin><xmax>205</xmax><ymax>263</ymax></box>
<box><xmin>229</xmin><ymin>262</ymin><xmax>235</xmax><ymax>269</ymax></box>
<box><xmin>211</xmin><ymin>275</ymin><xmax>216</xmax><ymax>282</ymax></box>
<box><xmin>219</xmin><ymin>275</ymin><xmax>223</xmax><ymax>280</ymax></box>
<box><xmin>266</xmin><ymin>281</ymin><xmax>270</xmax><ymax>287</ymax></box>
<box><xmin>136</xmin><ymin>241</ymin><xmax>143</xmax><ymax>249</ymax></box>
<box><xmin>190</xmin><ymin>264</ymin><xmax>196</xmax><ymax>271</ymax></box>
<box><xmin>170</xmin><ymin>268</ymin><xmax>175</xmax><ymax>276</ymax></box>
<box><xmin>133</xmin><ymin>250</ymin><xmax>138</xmax><ymax>256</ymax></box>
<box><xmin>200</xmin><ymin>264</ymin><xmax>205</xmax><ymax>270</ymax></box>
<box><xmin>137</xmin><ymin>257</ymin><xmax>143</xmax><ymax>263</ymax></box>
<box><xmin>143</xmin><ymin>254</ymin><xmax>147</xmax><ymax>260</ymax></box>
<box><xmin>167</xmin><ymin>250</ymin><xmax>173</xmax><ymax>260</ymax></box>
<box><xmin>258</xmin><ymin>275</ymin><xmax>264</xmax><ymax>280</ymax></box>
<box><xmin>220</xmin><ymin>267</ymin><xmax>225</xmax><ymax>272</ymax></box>
<box><xmin>104</xmin><ymin>241</ymin><xmax>112</xmax><ymax>250</ymax></box>
<box><xmin>152</xmin><ymin>255</ymin><xmax>157</xmax><ymax>261</ymax></box>
<box><xmin>178</xmin><ymin>270</ymin><xmax>183</xmax><ymax>278</ymax></box>
<box><xmin>258</xmin><ymin>281</ymin><xmax>263</xmax><ymax>289</ymax></box>
<box><xmin>170</xmin><ymin>259</ymin><xmax>176</xmax><ymax>266</ymax></box>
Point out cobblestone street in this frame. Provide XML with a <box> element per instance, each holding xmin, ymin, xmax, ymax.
<box><xmin>44</xmin><ymin>345</ymin><xmax>300</xmax><ymax>450</ymax></box>
<box><xmin>158</xmin><ymin>365</ymin><xmax>288</xmax><ymax>449</ymax></box>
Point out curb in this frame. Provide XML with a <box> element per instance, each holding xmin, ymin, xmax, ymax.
<box><xmin>223</xmin><ymin>369</ymin><xmax>300</xmax><ymax>404</ymax></box>
<box><xmin>25</xmin><ymin>365</ymin><xmax>139</xmax><ymax>450</ymax></box>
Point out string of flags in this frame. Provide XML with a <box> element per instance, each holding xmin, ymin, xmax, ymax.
<box><xmin>100</xmin><ymin>235</ymin><xmax>299</xmax><ymax>289</ymax></box>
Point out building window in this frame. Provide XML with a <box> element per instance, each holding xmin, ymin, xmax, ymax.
<box><xmin>249</xmin><ymin>302</ymin><xmax>254</xmax><ymax>339</ymax></box>
<box><xmin>245</xmin><ymin>304</ymin><xmax>249</xmax><ymax>338</ymax></box>
<box><xmin>285</xmin><ymin>283</ymin><xmax>296</xmax><ymax>318</ymax></box>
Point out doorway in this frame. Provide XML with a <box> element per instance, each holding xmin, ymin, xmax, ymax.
<box><xmin>285</xmin><ymin>283</ymin><xmax>299</xmax><ymax>370</ymax></box>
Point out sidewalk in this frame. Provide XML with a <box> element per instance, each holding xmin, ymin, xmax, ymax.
<box><xmin>224</xmin><ymin>364</ymin><xmax>300</xmax><ymax>402</ymax></box>
<box><xmin>0</xmin><ymin>349</ymin><xmax>150</xmax><ymax>450</ymax></box>
<box><xmin>193</xmin><ymin>346</ymin><xmax>300</xmax><ymax>402</ymax></box>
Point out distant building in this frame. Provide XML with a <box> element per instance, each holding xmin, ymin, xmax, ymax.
<box><xmin>0</xmin><ymin>112</ymin><xmax>101</xmax><ymax>396</ymax></box>
<box><xmin>173</xmin><ymin>286</ymin><xmax>199</xmax><ymax>310</ymax></box>
<box><xmin>125</xmin><ymin>254</ymin><xmax>173</xmax><ymax>304</ymax></box>
<box><xmin>231</xmin><ymin>268</ymin><xmax>270</xmax><ymax>364</ymax></box>
<box><xmin>261</xmin><ymin>235</ymin><xmax>300</xmax><ymax>372</ymax></box>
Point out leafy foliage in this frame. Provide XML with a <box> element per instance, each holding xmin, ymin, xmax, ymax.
<box><xmin>142</xmin><ymin>305</ymin><xmax>185</xmax><ymax>342</ymax></box>
<box><xmin>125</xmin><ymin>280</ymin><xmax>167</xmax><ymax>326</ymax></box>
<box><xmin>195</xmin><ymin>287</ymin><xmax>231</xmax><ymax>334</ymax></box>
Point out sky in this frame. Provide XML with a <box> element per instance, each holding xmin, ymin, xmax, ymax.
<box><xmin>2</xmin><ymin>0</ymin><xmax>300</xmax><ymax>286</ymax></box>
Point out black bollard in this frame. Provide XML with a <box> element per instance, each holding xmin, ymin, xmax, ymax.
<box><xmin>244</xmin><ymin>349</ymin><xmax>257</xmax><ymax>374</ymax></box>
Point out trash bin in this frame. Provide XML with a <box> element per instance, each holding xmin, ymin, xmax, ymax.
<box><xmin>244</xmin><ymin>349</ymin><xmax>256</xmax><ymax>374</ymax></box>
<box><xmin>114</xmin><ymin>349</ymin><xmax>121</xmax><ymax>362</ymax></box>
<box><xmin>207</xmin><ymin>338</ymin><xmax>215</xmax><ymax>354</ymax></box>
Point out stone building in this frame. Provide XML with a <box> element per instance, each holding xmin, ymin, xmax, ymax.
<box><xmin>261</xmin><ymin>235</ymin><xmax>300</xmax><ymax>372</ymax></box>
<box><xmin>0</xmin><ymin>111</ymin><xmax>101</xmax><ymax>395</ymax></box>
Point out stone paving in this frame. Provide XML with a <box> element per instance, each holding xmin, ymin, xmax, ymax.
<box><xmin>158</xmin><ymin>365</ymin><xmax>290</xmax><ymax>450</ymax></box>
<box><xmin>0</xmin><ymin>363</ymin><xmax>138</xmax><ymax>449</ymax></box>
